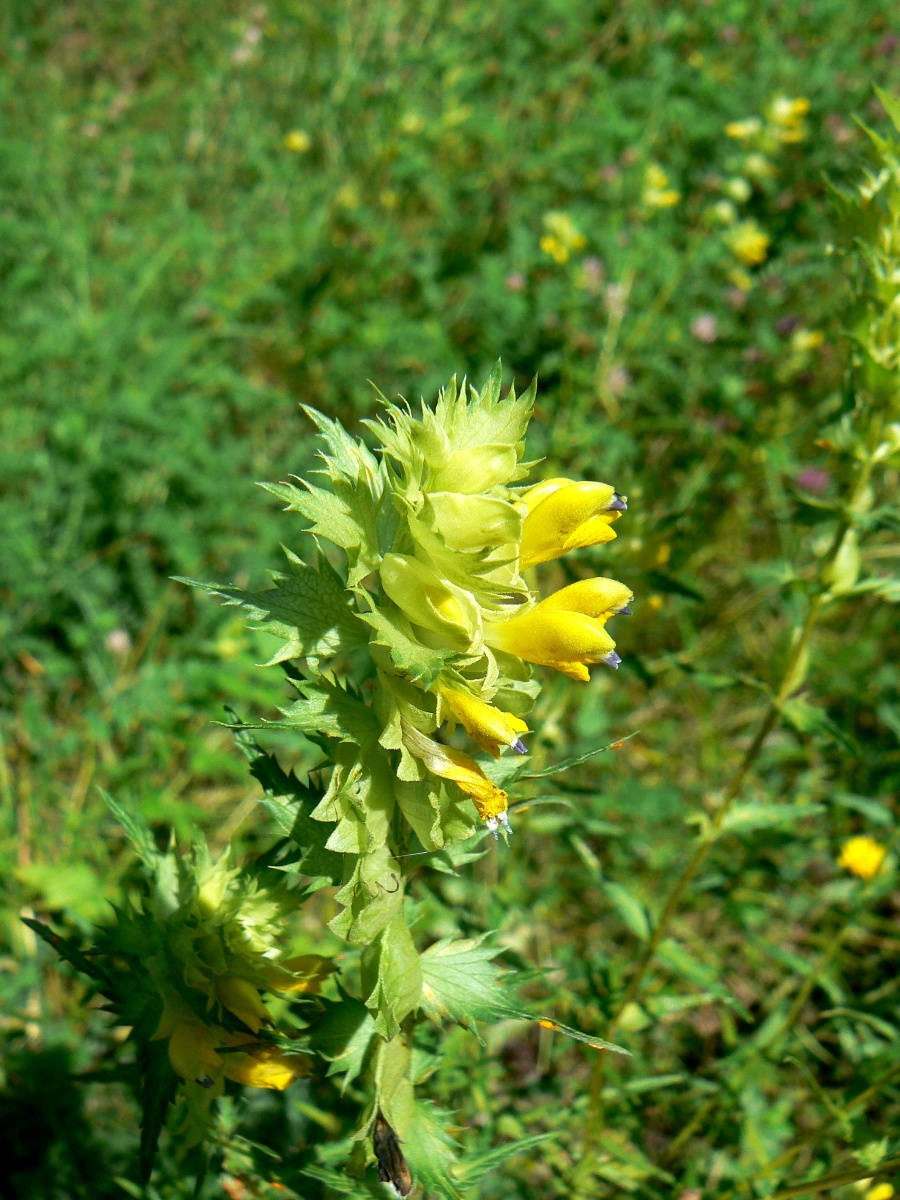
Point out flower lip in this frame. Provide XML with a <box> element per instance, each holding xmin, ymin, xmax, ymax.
<box><xmin>607</xmin><ymin>493</ymin><xmax>628</xmax><ymax>512</ymax></box>
<box><xmin>602</xmin><ymin>650</ymin><xmax>622</xmax><ymax>669</ymax></box>
<box><xmin>486</xmin><ymin>811</ymin><xmax>513</xmax><ymax>839</ymax></box>
<box><xmin>512</xmin><ymin>738</ymin><xmax>528</xmax><ymax>754</ymax></box>
<box><xmin>617</xmin><ymin>603</ymin><xmax>633</xmax><ymax>615</ymax></box>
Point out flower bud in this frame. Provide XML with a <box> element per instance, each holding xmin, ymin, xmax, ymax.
<box><xmin>533</xmin><ymin>577</ymin><xmax>633</xmax><ymax>621</ymax></box>
<box><xmin>215</xmin><ymin>976</ymin><xmax>273</xmax><ymax>1033</ymax></box>
<box><xmin>379</xmin><ymin>554</ymin><xmax>480</xmax><ymax>647</ymax></box>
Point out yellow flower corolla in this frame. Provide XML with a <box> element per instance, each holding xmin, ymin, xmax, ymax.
<box><xmin>168</xmin><ymin>1020</ymin><xmax>224</xmax><ymax>1088</ymax></box>
<box><xmin>535</xmin><ymin>577</ymin><xmax>633</xmax><ymax>621</ymax></box>
<box><xmin>725</xmin><ymin>117</ymin><xmax>762</xmax><ymax>140</ymax></box>
<box><xmin>283</xmin><ymin>130</ymin><xmax>311</xmax><ymax>153</ymax></box>
<box><xmin>215</xmin><ymin>975</ymin><xmax>273</xmax><ymax>1033</ymax></box>
<box><xmin>838</xmin><ymin>836</ymin><xmax>887</xmax><ymax>881</ymax></box>
<box><xmin>864</xmin><ymin>1184</ymin><xmax>894</xmax><ymax>1200</ymax></box>
<box><xmin>540</xmin><ymin>211</ymin><xmax>587</xmax><ymax>264</ymax></box>
<box><xmin>519</xmin><ymin>478</ymin><xmax>626</xmax><ymax>568</ymax></box>
<box><xmin>402</xmin><ymin>719</ymin><xmax>511</xmax><ymax>835</ymax></box>
<box><xmin>166</xmin><ymin>1019</ymin><xmax>310</xmax><ymax>1091</ymax></box>
<box><xmin>643</xmin><ymin>163</ymin><xmax>680</xmax><ymax>209</ymax></box>
<box><xmin>727</xmin><ymin>221</ymin><xmax>769</xmax><ymax>267</ymax></box>
<box><xmin>260</xmin><ymin>954</ymin><xmax>336</xmax><ymax>995</ymax></box>
<box><xmin>439</xmin><ymin>686</ymin><xmax>529</xmax><ymax>758</ymax></box>
<box><xmin>486</xmin><ymin>592</ymin><xmax>621</xmax><ymax>682</ymax></box>
<box><xmin>219</xmin><ymin>1030</ymin><xmax>312</xmax><ymax>1091</ymax></box>
<box><xmin>767</xmin><ymin>96</ymin><xmax>809</xmax><ymax>143</ymax></box>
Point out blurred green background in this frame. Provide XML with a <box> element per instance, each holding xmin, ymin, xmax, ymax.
<box><xmin>3</xmin><ymin>1</ymin><xmax>900</xmax><ymax>1196</ymax></box>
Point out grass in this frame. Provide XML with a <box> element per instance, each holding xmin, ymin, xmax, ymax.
<box><xmin>2</xmin><ymin>1</ymin><xmax>900</xmax><ymax>1196</ymax></box>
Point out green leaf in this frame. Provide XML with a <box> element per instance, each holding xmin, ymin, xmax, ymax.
<box><xmin>101</xmin><ymin>789</ymin><xmax>159</xmax><ymax>872</ymax></box>
<box><xmin>401</xmin><ymin>1102</ymin><xmax>464</xmax><ymax>1200</ymax></box>
<box><xmin>308</xmin><ymin>993</ymin><xmax>376</xmax><ymax>1090</ymax></box>
<box><xmin>420</xmin><ymin>935</ymin><xmax>513</xmax><ymax>1029</ymax></box>
<box><xmin>138</xmin><ymin>1039</ymin><xmax>179</xmax><ymax>1182</ymax></box>
<box><xmin>359</xmin><ymin>606</ymin><xmax>454</xmax><ymax>688</ymax></box>
<box><xmin>330</xmin><ymin>843</ymin><xmax>405</xmax><ymax>945</ymax></box>
<box><xmin>175</xmin><ymin>551</ymin><xmax>366</xmax><ymax>665</ymax></box>
<box><xmin>656</xmin><ymin>939</ymin><xmax>750</xmax><ymax>1019</ymax></box>
<box><xmin>603</xmin><ymin>881</ymin><xmax>651</xmax><ymax>942</ymax></box>
<box><xmin>280</xmin><ymin>678</ymin><xmax>382</xmax><ymax>747</ymax></box>
<box><xmin>780</xmin><ymin>698</ymin><xmax>859</xmax><ymax>755</ymax></box>
<box><xmin>453</xmin><ymin>1133</ymin><xmax>557</xmax><ymax>1185</ymax></box>
<box><xmin>524</xmin><ymin>732</ymin><xmax>639</xmax><ymax>780</ymax></box>
<box><xmin>361</xmin><ymin>916</ymin><xmax>423</xmax><ymax>1040</ymax></box>
<box><xmin>720</xmin><ymin>801</ymin><xmax>824</xmax><ymax>836</ymax></box>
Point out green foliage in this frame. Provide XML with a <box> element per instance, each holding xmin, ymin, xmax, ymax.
<box><xmin>5</xmin><ymin>3</ymin><xmax>900</xmax><ymax>1198</ymax></box>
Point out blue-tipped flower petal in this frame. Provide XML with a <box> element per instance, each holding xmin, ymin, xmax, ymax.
<box><xmin>601</xmin><ymin>650</ymin><xmax>622</xmax><ymax>669</ymax></box>
<box><xmin>616</xmin><ymin>604</ymin><xmax>633</xmax><ymax>616</ymax></box>
<box><xmin>512</xmin><ymin>738</ymin><xmax>528</xmax><ymax>754</ymax></box>
<box><xmin>607</xmin><ymin>493</ymin><xmax>628</xmax><ymax>512</ymax></box>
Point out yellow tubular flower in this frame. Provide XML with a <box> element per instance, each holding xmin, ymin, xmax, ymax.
<box><xmin>838</xmin><ymin>836</ymin><xmax>887</xmax><ymax>881</ymax></box>
<box><xmin>439</xmin><ymin>686</ymin><xmax>529</xmax><ymax>758</ymax></box>
<box><xmin>520</xmin><ymin>478</ymin><xmax>627</xmax><ymax>568</ymax></box>
<box><xmin>219</xmin><ymin>1031</ymin><xmax>312</xmax><ymax>1091</ymax></box>
<box><xmin>168</xmin><ymin>1020</ymin><xmax>224</xmax><ymax>1088</ymax></box>
<box><xmin>215</xmin><ymin>975</ymin><xmax>273</xmax><ymax>1033</ymax></box>
<box><xmin>401</xmin><ymin>719</ymin><xmax>511</xmax><ymax>836</ymax></box>
<box><xmin>485</xmin><ymin>576</ymin><xmax>632</xmax><ymax>680</ymax></box>
<box><xmin>260</xmin><ymin>954</ymin><xmax>336</xmax><ymax>995</ymax></box>
<box><xmin>534</xmin><ymin>577</ymin><xmax>633</xmax><ymax>620</ymax></box>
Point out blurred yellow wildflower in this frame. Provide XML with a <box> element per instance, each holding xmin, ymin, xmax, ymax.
<box><xmin>540</xmin><ymin>211</ymin><xmax>587</xmax><ymax>264</ymax></box>
<box><xmin>165</xmin><ymin>1018</ymin><xmax>309</xmax><ymax>1092</ymax></box>
<box><xmin>727</xmin><ymin>221</ymin><xmax>769</xmax><ymax>266</ymax></box>
<box><xmin>519</xmin><ymin>477</ymin><xmax>626</xmax><ymax>568</ymax></box>
<box><xmin>838</xmin><ymin>836</ymin><xmax>887</xmax><ymax>881</ymax></box>
<box><xmin>791</xmin><ymin>328</ymin><xmax>825</xmax><ymax>354</ymax></box>
<box><xmin>643</xmin><ymin>163</ymin><xmax>680</xmax><ymax>208</ymax></box>
<box><xmin>283</xmin><ymin>130</ymin><xmax>311</xmax><ymax>153</ymax></box>
<box><xmin>863</xmin><ymin>1185</ymin><xmax>894</xmax><ymax>1200</ymax></box>
<box><xmin>725</xmin><ymin>117</ymin><xmax>762</xmax><ymax>140</ymax></box>
<box><xmin>216</xmin><ymin>975</ymin><xmax>273</xmax><ymax>1033</ymax></box>
<box><xmin>439</xmin><ymin>687</ymin><xmax>529</xmax><ymax>758</ymax></box>
<box><xmin>768</xmin><ymin>95</ymin><xmax>809</xmax><ymax>143</ymax></box>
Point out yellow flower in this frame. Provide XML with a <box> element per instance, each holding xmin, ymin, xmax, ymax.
<box><xmin>401</xmin><ymin>719</ymin><xmax>510</xmax><ymax>835</ymax></box>
<box><xmin>260</xmin><ymin>954</ymin><xmax>336</xmax><ymax>995</ymax></box>
<box><xmin>864</xmin><ymin>1185</ymin><xmax>894</xmax><ymax>1200</ymax></box>
<box><xmin>868</xmin><ymin>1180</ymin><xmax>897</xmax><ymax>1200</ymax></box>
<box><xmin>541</xmin><ymin>211</ymin><xmax>587</xmax><ymax>264</ymax></box>
<box><xmin>727</xmin><ymin>221</ymin><xmax>769</xmax><ymax>267</ymax></box>
<box><xmin>767</xmin><ymin>96</ymin><xmax>809</xmax><ymax>143</ymax></box>
<box><xmin>838</xmin><ymin>836</ymin><xmax>887</xmax><ymax>881</ymax></box>
<box><xmin>167</xmin><ymin>1020</ymin><xmax>224</xmax><ymax>1088</ymax></box>
<box><xmin>519</xmin><ymin>477</ymin><xmax>626</xmax><ymax>568</ymax></box>
<box><xmin>219</xmin><ymin>1030</ymin><xmax>311</xmax><ymax>1091</ymax></box>
<box><xmin>439</xmin><ymin>686</ymin><xmax>529</xmax><ymax>758</ymax></box>
<box><xmin>485</xmin><ymin>579</ymin><xmax>630</xmax><ymax>681</ymax></box>
<box><xmin>791</xmin><ymin>328</ymin><xmax>824</xmax><ymax>354</ymax></box>
<box><xmin>725</xmin><ymin>117</ymin><xmax>762</xmax><ymax>140</ymax></box>
<box><xmin>283</xmin><ymin>130</ymin><xmax>311</xmax><ymax>153</ymax></box>
<box><xmin>215</xmin><ymin>975</ymin><xmax>273</xmax><ymax>1033</ymax></box>
<box><xmin>643</xmin><ymin>163</ymin><xmax>680</xmax><ymax>209</ymax></box>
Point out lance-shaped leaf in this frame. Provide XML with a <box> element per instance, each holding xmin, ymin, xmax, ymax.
<box><xmin>175</xmin><ymin>551</ymin><xmax>366</xmax><ymax>666</ymax></box>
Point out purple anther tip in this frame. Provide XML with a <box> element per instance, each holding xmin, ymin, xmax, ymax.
<box><xmin>602</xmin><ymin>650</ymin><xmax>622</xmax><ymax>669</ymax></box>
<box><xmin>616</xmin><ymin>604</ymin><xmax>633</xmax><ymax>616</ymax></box>
<box><xmin>486</xmin><ymin>817</ymin><xmax>500</xmax><ymax>840</ymax></box>
<box><xmin>499</xmin><ymin>812</ymin><xmax>513</xmax><ymax>834</ymax></box>
<box><xmin>512</xmin><ymin>738</ymin><xmax>528</xmax><ymax>754</ymax></box>
<box><xmin>607</xmin><ymin>493</ymin><xmax>628</xmax><ymax>512</ymax></box>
